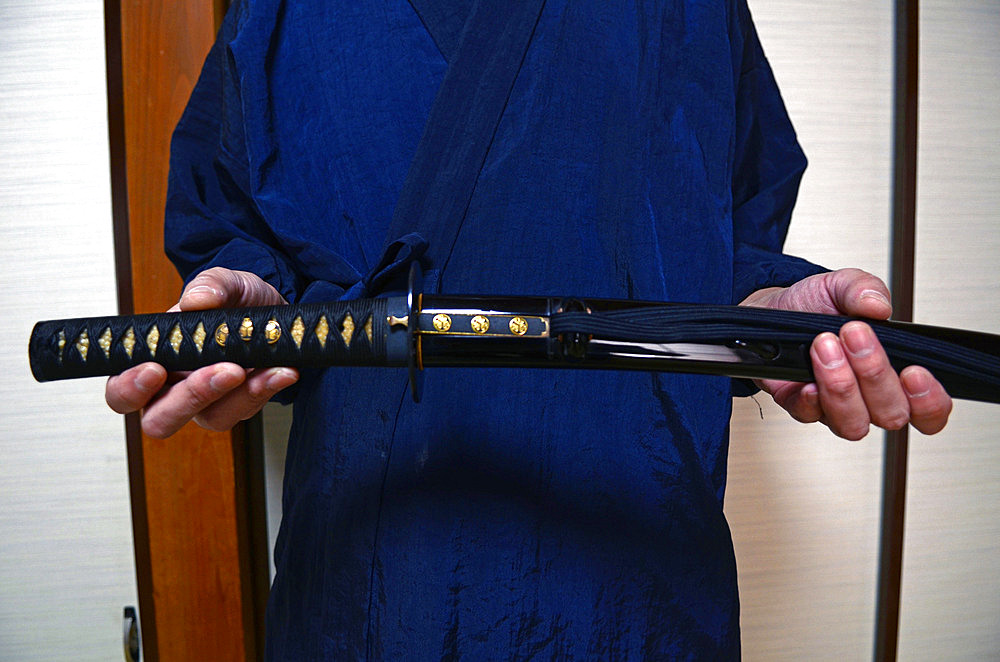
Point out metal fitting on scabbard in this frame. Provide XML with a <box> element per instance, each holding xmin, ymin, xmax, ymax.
<box><xmin>415</xmin><ymin>310</ymin><xmax>549</xmax><ymax>338</ymax></box>
<box><xmin>556</xmin><ymin>298</ymin><xmax>591</xmax><ymax>360</ymax></box>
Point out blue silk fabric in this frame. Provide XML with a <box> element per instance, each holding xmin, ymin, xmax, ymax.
<box><xmin>166</xmin><ymin>1</ymin><xmax>826</xmax><ymax>659</ymax></box>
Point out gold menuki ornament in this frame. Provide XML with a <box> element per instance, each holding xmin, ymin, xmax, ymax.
<box><xmin>215</xmin><ymin>323</ymin><xmax>229</xmax><ymax>347</ymax></box>
<box><xmin>432</xmin><ymin>314</ymin><xmax>452</xmax><ymax>332</ymax></box>
<box><xmin>364</xmin><ymin>315</ymin><xmax>373</xmax><ymax>344</ymax></box>
<box><xmin>470</xmin><ymin>315</ymin><xmax>490</xmax><ymax>334</ymax></box>
<box><xmin>265</xmin><ymin>319</ymin><xmax>282</xmax><ymax>344</ymax></box>
<box><xmin>509</xmin><ymin>316</ymin><xmax>528</xmax><ymax>336</ymax></box>
<box><xmin>239</xmin><ymin>317</ymin><xmax>254</xmax><ymax>342</ymax></box>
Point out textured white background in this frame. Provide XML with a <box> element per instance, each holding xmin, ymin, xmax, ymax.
<box><xmin>729</xmin><ymin>1</ymin><xmax>1000</xmax><ymax>660</ymax></box>
<box><xmin>902</xmin><ymin>1</ymin><xmax>1000</xmax><ymax>658</ymax></box>
<box><xmin>728</xmin><ymin>2</ymin><xmax>892</xmax><ymax>658</ymax></box>
<box><xmin>0</xmin><ymin>1</ymin><xmax>136</xmax><ymax>660</ymax></box>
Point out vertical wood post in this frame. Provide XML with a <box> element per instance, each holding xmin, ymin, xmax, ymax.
<box><xmin>105</xmin><ymin>1</ymin><xmax>267</xmax><ymax>659</ymax></box>
<box><xmin>874</xmin><ymin>1</ymin><xmax>919</xmax><ymax>660</ymax></box>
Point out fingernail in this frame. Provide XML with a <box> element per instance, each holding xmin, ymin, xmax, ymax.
<box><xmin>210</xmin><ymin>367</ymin><xmax>243</xmax><ymax>392</ymax></box>
<box><xmin>814</xmin><ymin>334</ymin><xmax>845</xmax><ymax>368</ymax></box>
<box><xmin>842</xmin><ymin>323</ymin><xmax>874</xmax><ymax>358</ymax></box>
<box><xmin>861</xmin><ymin>289</ymin><xmax>891</xmax><ymax>309</ymax></box>
<box><xmin>134</xmin><ymin>366</ymin><xmax>161</xmax><ymax>393</ymax></box>
<box><xmin>266</xmin><ymin>368</ymin><xmax>297</xmax><ymax>391</ymax></box>
<box><xmin>902</xmin><ymin>369</ymin><xmax>931</xmax><ymax>398</ymax></box>
<box><xmin>187</xmin><ymin>284</ymin><xmax>221</xmax><ymax>297</ymax></box>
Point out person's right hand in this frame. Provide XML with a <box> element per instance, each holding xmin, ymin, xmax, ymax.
<box><xmin>105</xmin><ymin>267</ymin><xmax>300</xmax><ymax>438</ymax></box>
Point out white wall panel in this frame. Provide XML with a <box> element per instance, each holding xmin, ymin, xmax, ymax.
<box><xmin>263</xmin><ymin>403</ymin><xmax>290</xmax><ymax>579</ymax></box>
<box><xmin>0</xmin><ymin>2</ymin><xmax>136</xmax><ymax>660</ymax></box>
<box><xmin>727</xmin><ymin>2</ymin><xmax>893</xmax><ymax>659</ymax></box>
<box><xmin>900</xmin><ymin>2</ymin><xmax>1000</xmax><ymax>659</ymax></box>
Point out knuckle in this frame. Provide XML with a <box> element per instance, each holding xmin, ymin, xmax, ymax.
<box><xmin>242</xmin><ymin>272</ymin><xmax>285</xmax><ymax>305</ymax></box>
<box><xmin>916</xmin><ymin>415</ymin><xmax>950</xmax><ymax>435</ymax></box>
<box><xmin>930</xmin><ymin>396</ymin><xmax>953</xmax><ymax>418</ymax></box>
<box><xmin>854</xmin><ymin>360</ymin><xmax>893</xmax><ymax>383</ymax></box>
<box><xmin>141</xmin><ymin>414</ymin><xmax>176</xmax><ymax>439</ymax></box>
<box><xmin>244</xmin><ymin>380</ymin><xmax>275</xmax><ymax>408</ymax></box>
<box><xmin>784</xmin><ymin>393</ymin><xmax>822</xmax><ymax>424</ymax></box>
<box><xmin>789</xmin><ymin>407</ymin><xmax>821</xmax><ymax>424</ymax></box>
<box><xmin>825</xmin><ymin>410</ymin><xmax>871</xmax><ymax>440</ymax></box>
<box><xmin>105</xmin><ymin>376</ymin><xmax>143</xmax><ymax>414</ymax></box>
<box><xmin>192</xmin><ymin>412</ymin><xmax>233</xmax><ymax>432</ymax></box>
<box><xmin>836</xmin><ymin>423</ymin><xmax>871</xmax><ymax>441</ymax></box>
<box><xmin>179</xmin><ymin>391</ymin><xmax>210</xmax><ymax>416</ymax></box>
<box><xmin>823</xmin><ymin>375</ymin><xmax>858</xmax><ymax>400</ymax></box>
<box><xmin>199</xmin><ymin>266</ymin><xmax>233</xmax><ymax>284</ymax></box>
<box><xmin>186</xmin><ymin>270</ymin><xmax>221</xmax><ymax>291</ymax></box>
<box><xmin>105</xmin><ymin>392</ymin><xmax>132</xmax><ymax>414</ymax></box>
<box><xmin>914</xmin><ymin>397</ymin><xmax>953</xmax><ymax>428</ymax></box>
<box><xmin>873</xmin><ymin>409</ymin><xmax>910</xmax><ymax>431</ymax></box>
<box><xmin>184</xmin><ymin>377</ymin><xmax>222</xmax><ymax>410</ymax></box>
<box><xmin>192</xmin><ymin>393</ymin><xmax>265</xmax><ymax>434</ymax></box>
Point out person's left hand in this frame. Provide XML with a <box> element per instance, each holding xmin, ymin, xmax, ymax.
<box><xmin>740</xmin><ymin>268</ymin><xmax>952</xmax><ymax>440</ymax></box>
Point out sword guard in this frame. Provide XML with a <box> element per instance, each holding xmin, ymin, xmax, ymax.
<box><xmin>407</xmin><ymin>263</ymin><xmax>425</xmax><ymax>402</ymax></box>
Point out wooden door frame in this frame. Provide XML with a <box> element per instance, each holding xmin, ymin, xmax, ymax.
<box><xmin>104</xmin><ymin>1</ymin><xmax>268</xmax><ymax>660</ymax></box>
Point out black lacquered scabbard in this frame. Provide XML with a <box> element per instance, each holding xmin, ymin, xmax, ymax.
<box><xmin>28</xmin><ymin>269</ymin><xmax>1000</xmax><ymax>404</ymax></box>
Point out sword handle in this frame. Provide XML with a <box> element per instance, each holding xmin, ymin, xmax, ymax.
<box><xmin>29</xmin><ymin>297</ymin><xmax>410</xmax><ymax>382</ymax></box>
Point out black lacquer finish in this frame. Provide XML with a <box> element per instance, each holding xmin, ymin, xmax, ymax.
<box><xmin>30</xmin><ymin>297</ymin><xmax>409</xmax><ymax>382</ymax></box>
<box><xmin>28</xmin><ymin>289</ymin><xmax>1000</xmax><ymax>405</ymax></box>
<box><xmin>417</xmin><ymin>294</ymin><xmax>1000</xmax><ymax>404</ymax></box>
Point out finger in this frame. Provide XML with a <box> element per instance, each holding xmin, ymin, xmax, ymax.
<box><xmin>900</xmin><ymin>366</ymin><xmax>953</xmax><ymax>435</ymax></box>
<box><xmin>140</xmin><ymin>363</ymin><xmax>246</xmax><ymax>438</ymax></box>
<box><xmin>840</xmin><ymin>321</ymin><xmax>910</xmax><ymax>431</ymax></box>
<box><xmin>177</xmin><ymin>267</ymin><xmax>240</xmax><ymax>310</ymax></box>
<box><xmin>760</xmin><ymin>379</ymin><xmax>824</xmax><ymax>424</ymax></box>
<box><xmin>790</xmin><ymin>383</ymin><xmax>823</xmax><ymax>423</ymax></box>
<box><xmin>812</xmin><ymin>332</ymin><xmax>871</xmax><ymax>440</ymax></box>
<box><xmin>192</xmin><ymin>367</ymin><xmax>299</xmax><ymax>431</ymax></box>
<box><xmin>105</xmin><ymin>363</ymin><xmax>168</xmax><ymax>414</ymax></box>
<box><xmin>825</xmin><ymin>269</ymin><xmax>893</xmax><ymax>320</ymax></box>
<box><xmin>179</xmin><ymin>267</ymin><xmax>286</xmax><ymax>311</ymax></box>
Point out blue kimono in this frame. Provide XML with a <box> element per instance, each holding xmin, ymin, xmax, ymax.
<box><xmin>166</xmin><ymin>1</ymin><xmax>825</xmax><ymax>658</ymax></box>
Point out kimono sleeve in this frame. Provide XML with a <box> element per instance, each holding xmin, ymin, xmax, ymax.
<box><xmin>730</xmin><ymin>2</ymin><xmax>828</xmax><ymax>304</ymax></box>
<box><xmin>163</xmin><ymin>2</ymin><xmax>303</xmax><ymax>303</ymax></box>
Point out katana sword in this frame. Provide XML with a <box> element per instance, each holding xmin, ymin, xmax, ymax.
<box><xmin>29</xmin><ymin>266</ymin><xmax>1000</xmax><ymax>404</ymax></box>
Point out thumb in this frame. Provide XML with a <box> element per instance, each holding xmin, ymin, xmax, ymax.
<box><xmin>178</xmin><ymin>267</ymin><xmax>287</xmax><ymax>311</ymax></box>
<box><xmin>824</xmin><ymin>268</ymin><xmax>893</xmax><ymax>320</ymax></box>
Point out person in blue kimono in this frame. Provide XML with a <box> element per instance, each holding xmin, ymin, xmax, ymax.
<box><xmin>106</xmin><ymin>1</ymin><xmax>953</xmax><ymax>658</ymax></box>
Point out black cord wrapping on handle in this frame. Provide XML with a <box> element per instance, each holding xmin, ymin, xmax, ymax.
<box><xmin>550</xmin><ymin>305</ymin><xmax>1000</xmax><ymax>404</ymax></box>
<box><xmin>29</xmin><ymin>299</ymin><xmax>390</xmax><ymax>382</ymax></box>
